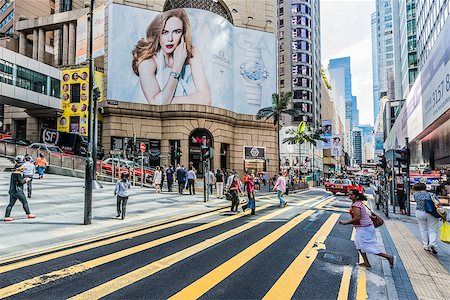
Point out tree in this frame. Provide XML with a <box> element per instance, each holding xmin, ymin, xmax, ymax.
<box><xmin>283</xmin><ymin>121</ymin><xmax>326</xmax><ymax>177</ymax></box>
<box><xmin>256</xmin><ymin>92</ymin><xmax>300</xmax><ymax>171</ymax></box>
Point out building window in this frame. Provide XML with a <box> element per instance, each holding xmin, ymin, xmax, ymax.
<box><xmin>16</xmin><ymin>67</ymin><xmax>33</xmax><ymax>90</ymax></box>
<box><xmin>70</xmin><ymin>83</ymin><xmax>80</xmax><ymax>103</ymax></box>
<box><xmin>0</xmin><ymin>11</ymin><xmax>14</xmax><ymax>31</ymax></box>
<box><xmin>70</xmin><ymin>116</ymin><xmax>80</xmax><ymax>133</ymax></box>
<box><xmin>5</xmin><ymin>26</ymin><xmax>13</xmax><ymax>36</ymax></box>
<box><xmin>0</xmin><ymin>59</ymin><xmax>13</xmax><ymax>85</ymax></box>
<box><xmin>32</xmin><ymin>72</ymin><xmax>47</xmax><ymax>94</ymax></box>
<box><xmin>163</xmin><ymin>0</ymin><xmax>233</xmax><ymax>24</ymax></box>
<box><xmin>60</xmin><ymin>0</ymin><xmax>72</xmax><ymax>12</ymax></box>
<box><xmin>0</xmin><ymin>1</ymin><xmax>12</xmax><ymax>14</ymax></box>
<box><xmin>50</xmin><ymin>78</ymin><xmax>61</xmax><ymax>98</ymax></box>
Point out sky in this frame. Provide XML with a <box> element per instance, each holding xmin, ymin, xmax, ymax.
<box><xmin>320</xmin><ymin>0</ymin><xmax>376</xmax><ymax>126</ymax></box>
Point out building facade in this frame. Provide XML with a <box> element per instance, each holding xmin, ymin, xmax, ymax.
<box><xmin>371</xmin><ymin>12</ymin><xmax>380</xmax><ymax>124</ymax></box>
<box><xmin>352</xmin><ymin>128</ymin><xmax>362</xmax><ymax>165</ymax></box>
<box><xmin>2</xmin><ymin>0</ymin><xmax>279</xmax><ymax>177</ymax></box>
<box><xmin>277</xmin><ymin>0</ymin><xmax>322</xmax><ymax>128</ymax></box>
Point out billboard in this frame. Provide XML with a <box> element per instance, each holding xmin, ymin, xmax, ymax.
<box><xmin>331</xmin><ymin>135</ymin><xmax>342</xmax><ymax>157</ymax></box>
<box><xmin>76</xmin><ymin>5</ymin><xmax>105</xmax><ymax>64</ymax></box>
<box><xmin>107</xmin><ymin>4</ymin><xmax>276</xmax><ymax>115</ymax></box>
<box><xmin>321</xmin><ymin>119</ymin><xmax>332</xmax><ymax>149</ymax></box>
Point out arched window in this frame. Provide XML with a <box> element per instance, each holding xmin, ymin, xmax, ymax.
<box><xmin>163</xmin><ymin>0</ymin><xmax>233</xmax><ymax>24</ymax></box>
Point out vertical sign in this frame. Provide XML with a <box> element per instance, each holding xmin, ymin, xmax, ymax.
<box><xmin>321</xmin><ymin>119</ymin><xmax>332</xmax><ymax>149</ymax></box>
<box><xmin>331</xmin><ymin>135</ymin><xmax>342</xmax><ymax>157</ymax></box>
<box><xmin>76</xmin><ymin>15</ymin><xmax>88</xmax><ymax>64</ymax></box>
<box><xmin>93</xmin><ymin>5</ymin><xmax>105</xmax><ymax>59</ymax></box>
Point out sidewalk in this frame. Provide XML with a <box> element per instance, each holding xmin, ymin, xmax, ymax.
<box><xmin>0</xmin><ymin>170</ymin><xmax>237</xmax><ymax>260</ymax></box>
<box><xmin>370</xmin><ymin>192</ymin><xmax>450</xmax><ymax>300</ymax></box>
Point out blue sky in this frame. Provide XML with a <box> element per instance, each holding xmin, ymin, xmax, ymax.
<box><xmin>321</xmin><ymin>0</ymin><xmax>375</xmax><ymax>126</ymax></box>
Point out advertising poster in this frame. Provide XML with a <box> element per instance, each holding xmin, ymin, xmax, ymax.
<box><xmin>107</xmin><ymin>4</ymin><xmax>276</xmax><ymax>115</ymax></box>
<box><xmin>93</xmin><ymin>5</ymin><xmax>105</xmax><ymax>59</ymax></box>
<box><xmin>321</xmin><ymin>119</ymin><xmax>332</xmax><ymax>149</ymax></box>
<box><xmin>76</xmin><ymin>15</ymin><xmax>88</xmax><ymax>64</ymax></box>
<box><xmin>331</xmin><ymin>134</ymin><xmax>342</xmax><ymax>157</ymax></box>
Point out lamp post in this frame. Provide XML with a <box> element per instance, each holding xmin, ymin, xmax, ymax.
<box><xmin>84</xmin><ymin>0</ymin><xmax>96</xmax><ymax>225</ymax></box>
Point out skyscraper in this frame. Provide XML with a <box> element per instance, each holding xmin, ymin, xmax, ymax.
<box><xmin>278</xmin><ymin>0</ymin><xmax>322</xmax><ymax>128</ymax></box>
<box><xmin>371</xmin><ymin>12</ymin><xmax>380</xmax><ymax>124</ymax></box>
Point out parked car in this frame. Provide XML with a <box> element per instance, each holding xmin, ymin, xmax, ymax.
<box><xmin>328</xmin><ymin>179</ymin><xmax>365</xmax><ymax>195</ymax></box>
<box><xmin>357</xmin><ymin>176</ymin><xmax>371</xmax><ymax>186</ymax></box>
<box><xmin>97</xmin><ymin>158</ymin><xmax>153</xmax><ymax>183</ymax></box>
<box><xmin>0</xmin><ymin>137</ymin><xmax>32</xmax><ymax>146</ymax></box>
<box><xmin>28</xmin><ymin>143</ymin><xmax>65</xmax><ymax>153</ymax></box>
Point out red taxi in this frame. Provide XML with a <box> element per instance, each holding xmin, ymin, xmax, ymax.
<box><xmin>328</xmin><ymin>179</ymin><xmax>364</xmax><ymax>195</ymax></box>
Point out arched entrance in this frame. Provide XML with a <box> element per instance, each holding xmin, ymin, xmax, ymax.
<box><xmin>189</xmin><ymin>128</ymin><xmax>213</xmax><ymax>177</ymax></box>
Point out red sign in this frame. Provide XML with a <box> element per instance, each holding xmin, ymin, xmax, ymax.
<box><xmin>140</xmin><ymin>142</ymin><xmax>146</xmax><ymax>152</ymax></box>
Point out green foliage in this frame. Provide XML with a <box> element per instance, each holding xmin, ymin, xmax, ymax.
<box><xmin>283</xmin><ymin>123</ymin><xmax>326</xmax><ymax>146</ymax></box>
<box><xmin>256</xmin><ymin>92</ymin><xmax>300</xmax><ymax>128</ymax></box>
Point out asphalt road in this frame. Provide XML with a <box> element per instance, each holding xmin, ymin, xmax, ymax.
<box><xmin>0</xmin><ymin>189</ymin><xmax>378</xmax><ymax>300</ymax></box>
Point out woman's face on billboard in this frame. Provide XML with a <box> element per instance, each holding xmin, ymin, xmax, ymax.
<box><xmin>160</xmin><ymin>17</ymin><xmax>183</xmax><ymax>54</ymax></box>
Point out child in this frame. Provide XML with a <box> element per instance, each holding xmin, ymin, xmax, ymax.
<box><xmin>114</xmin><ymin>173</ymin><xmax>131</xmax><ymax>219</ymax></box>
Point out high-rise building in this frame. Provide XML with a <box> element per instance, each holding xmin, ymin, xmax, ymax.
<box><xmin>399</xmin><ymin>0</ymin><xmax>418</xmax><ymax>99</ymax></box>
<box><xmin>371</xmin><ymin>12</ymin><xmax>380</xmax><ymax>124</ymax></box>
<box><xmin>278</xmin><ymin>0</ymin><xmax>322</xmax><ymax>128</ymax></box>
<box><xmin>352</xmin><ymin>95</ymin><xmax>359</xmax><ymax>126</ymax></box>
<box><xmin>416</xmin><ymin>0</ymin><xmax>450</xmax><ymax>69</ymax></box>
<box><xmin>352</xmin><ymin>128</ymin><xmax>362</xmax><ymax>165</ymax></box>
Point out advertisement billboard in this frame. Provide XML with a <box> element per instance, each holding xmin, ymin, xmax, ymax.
<box><xmin>321</xmin><ymin>119</ymin><xmax>332</xmax><ymax>149</ymax></box>
<box><xmin>107</xmin><ymin>4</ymin><xmax>276</xmax><ymax>115</ymax></box>
<box><xmin>331</xmin><ymin>134</ymin><xmax>342</xmax><ymax>157</ymax></box>
<box><xmin>76</xmin><ymin>5</ymin><xmax>105</xmax><ymax>64</ymax></box>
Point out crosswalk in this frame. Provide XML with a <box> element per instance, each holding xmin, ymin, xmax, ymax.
<box><xmin>0</xmin><ymin>191</ymin><xmax>373</xmax><ymax>299</ymax></box>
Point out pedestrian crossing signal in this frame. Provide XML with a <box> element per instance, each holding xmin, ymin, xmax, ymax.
<box><xmin>201</xmin><ymin>146</ymin><xmax>214</xmax><ymax>161</ymax></box>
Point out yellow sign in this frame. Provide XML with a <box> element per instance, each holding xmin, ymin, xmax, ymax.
<box><xmin>58</xmin><ymin>68</ymin><xmax>104</xmax><ymax>136</ymax></box>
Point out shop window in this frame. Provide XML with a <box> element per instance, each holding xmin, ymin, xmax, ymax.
<box><xmin>70</xmin><ymin>83</ymin><xmax>80</xmax><ymax>103</ymax></box>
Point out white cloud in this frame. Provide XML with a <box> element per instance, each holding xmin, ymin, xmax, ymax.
<box><xmin>321</xmin><ymin>0</ymin><xmax>376</xmax><ymax>126</ymax></box>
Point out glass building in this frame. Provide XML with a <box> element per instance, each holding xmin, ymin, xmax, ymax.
<box><xmin>400</xmin><ymin>0</ymin><xmax>418</xmax><ymax>99</ymax></box>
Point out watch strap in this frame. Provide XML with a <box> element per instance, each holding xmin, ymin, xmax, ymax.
<box><xmin>170</xmin><ymin>71</ymin><xmax>180</xmax><ymax>79</ymax></box>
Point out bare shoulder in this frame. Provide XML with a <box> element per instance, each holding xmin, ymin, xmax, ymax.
<box><xmin>138</xmin><ymin>57</ymin><xmax>157</xmax><ymax>74</ymax></box>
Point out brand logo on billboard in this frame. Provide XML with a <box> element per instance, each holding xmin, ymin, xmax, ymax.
<box><xmin>42</xmin><ymin>130</ymin><xmax>59</xmax><ymax>144</ymax></box>
<box><xmin>250</xmin><ymin>147</ymin><xmax>260</xmax><ymax>157</ymax></box>
<box><xmin>212</xmin><ymin>50</ymin><xmax>231</xmax><ymax>69</ymax></box>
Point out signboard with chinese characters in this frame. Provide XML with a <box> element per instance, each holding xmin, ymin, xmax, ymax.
<box><xmin>243</xmin><ymin>146</ymin><xmax>266</xmax><ymax>160</ymax></box>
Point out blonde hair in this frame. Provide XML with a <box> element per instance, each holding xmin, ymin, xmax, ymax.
<box><xmin>132</xmin><ymin>8</ymin><xmax>193</xmax><ymax>76</ymax></box>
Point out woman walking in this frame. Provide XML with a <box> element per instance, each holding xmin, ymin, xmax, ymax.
<box><xmin>114</xmin><ymin>173</ymin><xmax>131</xmax><ymax>220</ymax></box>
<box><xmin>412</xmin><ymin>183</ymin><xmax>442</xmax><ymax>254</ymax></box>
<box><xmin>229</xmin><ymin>175</ymin><xmax>242</xmax><ymax>212</ymax></box>
<box><xmin>242</xmin><ymin>173</ymin><xmax>256</xmax><ymax>215</ymax></box>
<box><xmin>274</xmin><ymin>172</ymin><xmax>287</xmax><ymax>207</ymax></box>
<box><xmin>4</xmin><ymin>165</ymin><xmax>36</xmax><ymax>221</ymax></box>
<box><xmin>339</xmin><ymin>189</ymin><xmax>394</xmax><ymax>268</ymax></box>
<box><xmin>35</xmin><ymin>153</ymin><xmax>48</xmax><ymax>179</ymax></box>
<box><xmin>153</xmin><ymin>166</ymin><xmax>162</xmax><ymax>193</ymax></box>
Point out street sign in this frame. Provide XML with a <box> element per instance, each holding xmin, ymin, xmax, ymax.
<box><xmin>140</xmin><ymin>142</ymin><xmax>146</xmax><ymax>152</ymax></box>
<box><xmin>109</xmin><ymin>150</ymin><xmax>122</xmax><ymax>156</ymax></box>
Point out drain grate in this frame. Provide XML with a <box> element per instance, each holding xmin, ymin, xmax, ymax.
<box><xmin>317</xmin><ymin>252</ymin><xmax>351</xmax><ymax>265</ymax></box>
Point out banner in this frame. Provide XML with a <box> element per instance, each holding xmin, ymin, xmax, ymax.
<box><xmin>243</xmin><ymin>146</ymin><xmax>266</xmax><ymax>160</ymax></box>
<box><xmin>107</xmin><ymin>5</ymin><xmax>276</xmax><ymax>115</ymax></box>
<box><xmin>93</xmin><ymin>5</ymin><xmax>105</xmax><ymax>59</ymax></box>
<box><xmin>331</xmin><ymin>135</ymin><xmax>342</xmax><ymax>157</ymax></box>
<box><xmin>321</xmin><ymin>119</ymin><xmax>332</xmax><ymax>149</ymax></box>
<box><xmin>75</xmin><ymin>15</ymin><xmax>88</xmax><ymax>64</ymax></box>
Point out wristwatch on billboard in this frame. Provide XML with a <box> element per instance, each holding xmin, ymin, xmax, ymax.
<box><xmin>240</xmin><ymin>48</ymin><xmax>268</xmax><ymax>105</ymax></box>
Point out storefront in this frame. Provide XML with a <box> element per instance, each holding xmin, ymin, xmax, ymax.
<box><xmin>243</xmin><ymin>146</ymin><xmax>267</xmax><ymax>174</ymax></box>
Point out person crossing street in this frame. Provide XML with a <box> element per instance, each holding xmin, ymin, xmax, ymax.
<box><xmin>22</xmin><ymin>156</ymin><xmax>35</xmax><ymax>198</ymax></box>
<box><xmin>114</xmin><ymin>173</ymin><xmax>131</xmax><ymax>220</ymax></box>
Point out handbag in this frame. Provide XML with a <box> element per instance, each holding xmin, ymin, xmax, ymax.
<box><xmin>285</xmin><ymin>187</ymin><xmax>289</xmax><ymax>195</ymax></box>
<box><xmin>363</xmin><ymin>203</ymin><xmax>384</xmax><ymax>228</ymax></box>
<box><xmin>425</xmin><ymin>193</ymin><xmax>441</xmax><ymax>219</ymax></box>
<box><xmin>440</xmin><ymin>221</ymin><xmax>450</xmax><ymax>244</ymax></box>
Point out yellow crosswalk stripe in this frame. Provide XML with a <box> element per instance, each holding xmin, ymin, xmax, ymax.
<box><xmin>68</xmin><ymin>207</ymin><xmax>302</xmax><ymax>300</ymax></box>
<box><xmin>314</xmin><ymin>197</ymin><xmax>335</xmax><ymax>209</ymax></box>
<box><xmin>168</xmin><ymin>210</ymin><xmax>316</xmax><ymax>300</ymax></box>
<box><xmin>357</xmin><ymin>255</ymin><xmax>368</xmax><ymax>300</ymax></box>
<box><xmin>0</xmin><ymin>207</ymin><xmax>231</xmax><ymax>273</ymax></box>
<box><xmin>262</xmin><ymin>213</ymin><xmax>340</xmax><ymax>299</ymax></box>
<box><xmin>337</xmin><ymin>266</ymin><xmax>352</xmax><ymax>300</ymax></box>
<box><xmin>0</xmin><ymin>204</ymin><xmax>272</xmax><ymax>299</ymax></box>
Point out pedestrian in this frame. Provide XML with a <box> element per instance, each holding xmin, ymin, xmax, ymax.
<box><xmin>186</xmin><ymin>167</ymin><xmax>196</xmax><ymax>195</ymax></box>
<box><xmin>412</xmin><ymin>183</ymin><xmax>443</xmax><ymax>254</ymax></box>
<box><xmin>274</xmin><ymin>172</ymin><xmax>287</xmax><ymax>207</ymax></box>
<box><xmin>229</xmin><ymin>175</ymin><xmax>242</xmax><ymax>212</ymax></box>
<box><xmin>339</xmin><ymin>189</ymin><xmax>394</xmax><ymax>268</ymax></box>
<box><xmin>226</xmin><ymin>170</ymin><xmax>235</xmax><ymax>189</ymax></box>
<box><xmin>262</xmin><ymin>173</ymin><xmax>267</xmax><ymax>186</ymax></box>
<box><xmin>22</xmin><ymin>156</ymin><xmax>35</xmax><ymax>198</ymax></box>
<box><xmin>208</xmin><ymin>169</ymin><xmax>215</xmax><ymax>195</ymax></box>
<box><xmin>153</xmin><ymin>166</ymin><xmax>162</xmax><ymax>193</ymax></box>
<box><xmin>161</xmin><ymin>166</ymin><xmax>166</xmax><ymax>191</ymax></box>
<box><xmin>242</xmin><ymin>173</ymin><xmax>256</xmax><ymax>215</ymax></box>
<box><xmin>243</xmin><ymin>172</ymin><xmax>249</xmax><ymax>192</ymax></box>
<box><xmin>35</xmin><ymin>153</ymin><xmax>48</xmax><ymax>179</ymax></box>
<box><xmin>166</xmin><ymin>165</ymin><xmax>175</xmax><ymax>192</ymax></box>
<box><xmin>4</xmin><ymin>165</ymin><xmax>36</xmax><ymax>222</ymax></box>
<box><xmin>397</xmin><ymin>187</ymin><xmax>407</xmax><ymax>215</ymax></box>
<box><xmin>215</xmin><ymin>169</ymin><xmax>224</xmax><ymax>198</ymax></box>
<box><xmin>114</xmin><ymin>173</ymin><xmax>131</xmax><ymax>219</ymax></box>
<box><xmin>176</xmin><ymin>165</ymin><xmax>187</xmax><ymax>194</ymax></box>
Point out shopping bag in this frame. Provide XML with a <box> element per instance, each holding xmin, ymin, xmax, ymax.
<box><xmin>440</xmin><ymin>221</ymin><xmax>450</xmax><ymax>244</ymax></box>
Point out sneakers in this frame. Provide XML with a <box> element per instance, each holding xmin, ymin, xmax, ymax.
<box><xmin>27</xmin><ymin>214</ymin><xmax>36</xmax><ymax>219</ymax></box>
<box><xmin>430</xmin><ymin>246</ymin><xmax>438</xmax><ymax>254</ymax></box>
<box><xmin>4</xmin><ymin>217</ymin><xmax>14</xmax><ymax>222</ymax></box>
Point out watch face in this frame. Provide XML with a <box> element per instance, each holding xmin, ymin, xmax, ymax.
<box><xmin>240</xmin><ymin>60</ymin><xmax>268</xmax><ymax>82</ymax></box>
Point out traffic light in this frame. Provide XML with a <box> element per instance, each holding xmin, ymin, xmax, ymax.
<box><xmin>93</xmin><ymin>87</ymin><xmax>101</xmax><ymax>101</ymax></box>
<box><xmin>377</xmin><ymin>155</ymin><xmax>387</xmax><ymax>169</ymax></box>
<box><xmin>395</xmin><ymin>149</ymin><xmax>410</xmax><ymax>165</ymax></box>
<box><xmin>175</xmin><ymin>148</ymin><xmax>182</xmax><ymax>158</ymax></box>
<box><xmin>201</xmin><ymin>146</ymin><xmax>210</xmax><ymax>161</ymax></box>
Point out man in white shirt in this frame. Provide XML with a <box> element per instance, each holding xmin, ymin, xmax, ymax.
<box><xmin>22</xmin><ymin>156</ymin><xmax>36</xmax><ymax>198</ymax></box>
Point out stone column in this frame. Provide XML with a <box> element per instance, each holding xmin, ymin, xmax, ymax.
<box><xmin>54</xmin><ymin>29</ymin><xmax>61</xmax><ymax>66</ymax></box>
<box><xmin>68</xmin><ymin>22</ymin><xmax>76</xmax><ymax>65</ymax></box>
<box><xmin>38</xmin><ymin>28</ymin><xmax>45</xmax><ymax>62</ymax></box>
<box><xmin>62</xmin><ymin>23</ymin><xmax>69</xmax><ymax>65</ymax></box>
<box><xmin>32</xmin><ymin>29</ymin><xmax>38</xmax><ymax>60</ymax></box>
<box><xmin>19</xmin><ymin>32</ymin><xmax>26</xmax><ymax>55</ymax></box>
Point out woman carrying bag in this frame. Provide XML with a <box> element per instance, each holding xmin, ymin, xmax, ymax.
<box><xmin>412</xmin><ymin>183</ymin><xmax>443</xmax><ymax>254</ymax></box>
<box><xmin>339</xmin><ymin>189</ymin><xmax>394</xmax><ymax>268</ymax></box>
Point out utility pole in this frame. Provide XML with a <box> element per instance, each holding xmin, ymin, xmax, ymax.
<box><xmin>202</xmin><ymin>136</ymin><xmax>207</xmax><ymax>203</ymax></box>
<box><xmin>84</xmin><ymin>0</ymin><xmax>95</xmax><ymax>225</ymax></box>
<box><xmin>405</xmin><ymin>137</ymin><xmax>411</xmax><ymax>216</ymax></box>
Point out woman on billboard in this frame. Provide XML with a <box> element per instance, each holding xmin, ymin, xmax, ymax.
<box><xmin>132</xmin><ymin>8</ymin><xmax>211</xmax><ymax>106</ymax></box>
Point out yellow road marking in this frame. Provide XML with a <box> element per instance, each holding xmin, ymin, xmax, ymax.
<box><xmin>69</xmin><ymin>207</ymin><xmax>300</xmax><ymax>300</ymax></box>
<box><xmin>262</xmin><ymin>213</ymin><xmax>340</xmax><ymax>300</ymax></box>
<box><xmin>0</xmin><ymin>207</ymin><xmax>231</xmax><ymax>273</ymax></box>
<box><xmin>168</xmin><ymin>210</ymin><xmax>315</xmax><ymax>300</ymax></box>
<box><xmin>356</xmin><ymin>254</ymin><xmax>368</xmax><ymax>300</ymax></box>
<box><xmin>337</xmin><ymin>266</ymin><xmax>352</xmax><ymax>300</ymax></box>
<box><xmin>0</xmin><ymin>204</ymin><xmax>272</xmax><ymax>299</ymax></box>
<box><xmin>314</xmin><ymin>197</ymin><xmax>335</xmax><ymax>209</ymax></box>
